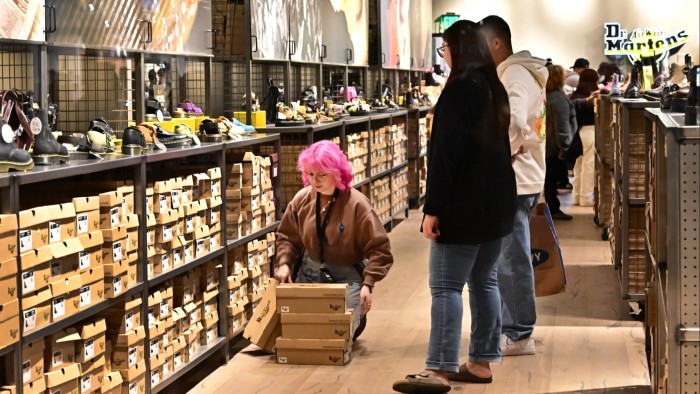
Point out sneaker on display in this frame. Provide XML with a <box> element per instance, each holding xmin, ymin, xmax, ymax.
<box><xmin>501</xmin><ymin>335</ymin><xmax>535</xmax><ymax>356</ymax></box>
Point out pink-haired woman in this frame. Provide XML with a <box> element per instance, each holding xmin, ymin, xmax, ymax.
<box><xmin>275</xmin><ymin>140</ymin><xmax>394</xmax><ymax>340</ymax></box>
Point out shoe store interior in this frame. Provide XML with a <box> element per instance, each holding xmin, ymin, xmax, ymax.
<box><xmin>0</xmin><ymin>0</ymin><xmax>698</xmax><ymax>393</ymax></box>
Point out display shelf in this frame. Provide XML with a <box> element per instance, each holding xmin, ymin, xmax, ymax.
<box><xmin>229</xmin><ymin>327</ymin><xmax>245</xmax><ymax>339</ymax></box>
<box><xmin>381</xmin><ymin>215</ymin><xmax>392</xmax><ymax>227</ymax></box>
<box><xmin>392</xmin><ymin>204</ymin><xmax>409</xmax><ymax>216</ymax></box>
<box><xmin>352</xmin><ymin>178</ymin><xmax>370</xmax><ymax>189</ymax></box>
<box><xmin>224</xmin><ymin>133</ymin><xmax>281</xmax><ymax>149</ymax></box>
<box><xmin>145</xmin><ymin>142</ymin><xmax>223</xmax><ymax>163</ymax></box>
<box><xmin>344</xmin><ymin>115</ymin><xmax>371</xmax><ymax>125</ymax></box>
<box><xmin>151</xmin><ymin>336</ymin><xmax>227</xmax><ymax>394</ymax></box>
<box><xmin>368</xmin><ymin>112</ymin><xmax>392</xmax><ymax>120</ymax></box>
<box><xmin>259</xmin><ymin>122</ymin><xmax>342</xmax><ymax>134</ymax></box>
<box><xmin>0</xmin><ymin>173</ymin><xmax>11</xmax><ymax>188</ymax></box>
<box><xmin>629</xmin><ymin>197</ymin><xmax>645</xmax><ymax>206</ymax></box>
<box><xmin>148</xmin><ymin>247</ymin><xmax>226</xmax><ymax>288</ymax></box>
<box><xmin>22</xmin><ymin>282</ymin><xmax>145</xmax><ymax>344</ymax></box>
<box><xmin>0</xmin><ymin>342</ymin><xmax>15</xmax><ymax>357</ymax></box>
<box><xmin>226</xmin><ymin>221</ymin><xmax>280</xmax><ymax>250</ymax></box>
<box><xmin>419</xmin><ymin>151</ymin><xmax>427</xmax><ymax>159</ymax></box>
<box><xmin>14</xmin><ymin>155</ymin><xmax>142</xmax><ymax>185</ymax></box>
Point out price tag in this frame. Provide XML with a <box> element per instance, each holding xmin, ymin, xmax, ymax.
<box><xmin>160</xmin><ymin>300</ymin><xmax>169</xmax><ymax>317</ymax></box>
<box><xmin>163</xmin><ymin>224</ymin><xmax>173</xmax><ymax>241</ymax></box>
<box><xmin>79</xmin><ymin>250</ymin><xmax>91</xmax><ymax>270</ymax></box>
<box><xmin>52</xmin><ymin>297</ymin><xmax>66</xmax><ymax>319</ymax></box>
<box><xmin>110</xmin><ymin>207</ymin><xmax>119</xmax><ymax>227</ymax></box>
<box><xmin>161</xmin><ymin>254</ymin><xmax>170</xmax><ymax>271</ymax></box>
<box><xmin>125</xmin><ymin>312</ymin><xmax>134</xmax><ymax>331</ymax></box>
<box><xmin>23</xmin><ymin>309</ymin><xmax>36</xmax><ymax>330</ymax></box>
<box><xmin>210</xmin><ymin>210</ymin><xmax>217</xmax><ymax>223</ymax></box>
<box><xmin>84</xmin><ymin>338</ymin><xmax>95</xmax><ymax>360</ymax></box>
<box><xmin>52</xmin><ymin>350</ymin><xmax>63</xmax><ymax>368</ymax></box>
<box><xmin>19</xmin><ymin>229</ymin><xmax>32</xmax><ymax>253</ymax></box>
<box><xmin>171</xmin><ymin>190</ymin><xmax>180</xmax><ymax>208</ymax></box>
<box><xmin>150</xmin><ymin>339</ymin><xmax>159</xmax><ymax>358</ymax></box>
<box><xmin>159</xmin><ymin>195</ymin><xmax>168</xmax><ymax>211</ymax></box>
<box><xmin>49</xmin><ymin>221</ymin><xmax>60</xmax><ymax>243</ymax></box>
<box><xmin>80</xmin><ymin>285</ymin><xmax>91</xmax><ymax>307</ymax></box>
<box><xmin>128</xmin><ymin>347</ymin><xmax>137</xmax><ymax>367</ymax></box>
<box><xmin>22</xmin><ymin>271</ymin><xmax>35</xmax><ymax>293</ymax></box>
<box><xmin>82</xmin><ymin>375</ymin><xmax>92</xmax><ymax>392</ymax></box>
<box><xmin>113</xmin><ymin>275</ymin><xmax>122</xmax><ymax>296</ymax></box>
<box><xmin>113</xmin><ymin>242</ymin><xmax>122</xmax><ymax>262</ymax></box>
<box><xmin>22</xmin><ymin>361</ymin><xmax>31</xmax><ymax>383</ymax></box>
<box><xmin>186</xmin><ymin>217</ymin><xmax>194</xmax><ymax>232</ymax></box>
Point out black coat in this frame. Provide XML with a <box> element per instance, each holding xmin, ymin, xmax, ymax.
<box><xmin>422</xmin><ymin>69</ymin><xmax>517</xmax><ymax>244</ymax></box>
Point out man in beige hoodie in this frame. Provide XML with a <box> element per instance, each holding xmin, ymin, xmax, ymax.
<box><xmin>479</xmin><ymin>15</ymin><xmax>548</xmax><ymax>356</ymax></box>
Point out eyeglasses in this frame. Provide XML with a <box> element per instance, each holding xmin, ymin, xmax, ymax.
<box><xmin>437</xmin><ymin>44</ymin><xmax>449</xmax><ymax>58</ymax></box>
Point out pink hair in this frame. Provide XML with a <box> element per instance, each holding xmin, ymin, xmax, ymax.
<box><xmin>298</xmin><ymin>140</ymin><xmax>353</xmax><ymax>191</ymax></box>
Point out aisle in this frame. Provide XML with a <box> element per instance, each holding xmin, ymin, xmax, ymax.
<box><xmin>188</xmin><ymin>199</ymin><xmax>649</xmax><ymax>394</ymax></box>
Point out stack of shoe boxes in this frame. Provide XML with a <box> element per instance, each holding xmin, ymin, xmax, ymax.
<box><xmin>391</xmin><ymin>167</ymin><xmax>409</xmax><ymax>216</ymax></box>
<box><xmin>371</xmin><ymin>176</ymin><xmax>392</xmax><ymax>223</ymax></box>
<box><xmin>147</xmin><ymin>287</ymin><xmax>172</xmax><ymax>389</ymax></box>
<box><xmin>389</xmin><ymin>122</ymin><xmax>408</xmax><ymax>167</ymax></box>
<box><xmin>346</xmin><ymin>131</ymin><xmax>369</xmax><ymax>185</ymax></box>
<box><xmin>275</xmin><ymin>284</ymin><xmax>353</xmax><ymax>366</ymax></box>
<box><xmin>371</xmin><ymin>126</ymin><xmax>390</xmax><ymax>176</ymax></box>
<box><xmin>279</xmin><ymin>145</ymin><xmax>306</xmax><ymax>206</ymax></box>
<box><xmin>259</xmin><ymin>157</ymin><xmax>275</xmax><ymax>229</ymax></box>
<box><xmin>100</xmin><ymin>190</ymin><xmax>131</xmax><ymax>298</ymax></box>
<box><xmin>203</xmin><ymin>168</ymin><xmax>223</xmax><ymax>251</ymax></box>
<box><xmin>226</xmin><ymin>248</ymin><xmax>249</xmax><ymax>336</ymax></box>
<box><xmin>104</xmin><ymin>295</ymin><xmax>146</xmax><ymax>394</ymax></box>
<box><xmin>407</xmin><ymin>117</ymin><xmax>428</xmax><ymax>158</ymax></box>
<box><xmin>197</xmin><ymin>260</ymin><xmax>220</xmax><ymax>347</ymax></box>
<box><xmin>173</xmin><ymin>269</ymin><xmax>204</xmax><ymax>363</ymax></box>
<box><xmin>0</xmin><ymin>214</ymin><xmax>18</xmax><ymax>349</ymax></box>
<box><xmin>10</xmin><ymin>339</ymin><xmax>45</xmax><ymax>393</ymax></box>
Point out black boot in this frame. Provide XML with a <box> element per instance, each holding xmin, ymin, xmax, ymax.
<box><xmin>0</xmin><ymin>119</ymin><xmax>34</xmax><ymax>172</ymax></box>
<box><xmin>121</xmin><ymin>126</ymin><xmax>148</xmax><ymax>155</ymax></box>
<box><xmin>31</xmin><ymin>109</ymin><xmax>69</xmax><ymax>165</ymax></box>
<box><xmin>624</xmin><ymin>62</ymin><xmax>642</xmax><ymax>98</ymax></box>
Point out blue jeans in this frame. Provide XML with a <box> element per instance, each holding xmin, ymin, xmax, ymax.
<box><xmin>425</xmin><ymin>238</ymin><xmax>504</xmax><ymax>372</ymax></box>
<box><xmin>498</xmin><ymin>193</ymin><xmax>539</xmax><ymax>341</ymax></box>
<box><xmin>297</xmin><ymin>257</ymin><xmax>364</xmax><ymax>337</ymax></box>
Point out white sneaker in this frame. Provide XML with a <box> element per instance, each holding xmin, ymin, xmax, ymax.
<box><xmin>501</xmin><ymin>335</ymin><xmax>535</xmax><ymax>356</ymax></box>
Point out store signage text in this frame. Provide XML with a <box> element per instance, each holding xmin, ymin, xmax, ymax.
<box><xmin>603</xmin><ymin>22</ymin><xmax>689</xmax><ymax>63</ymax></box>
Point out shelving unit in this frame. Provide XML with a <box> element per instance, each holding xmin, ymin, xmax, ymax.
<box><xmin>407</xmin><ymin>107</ymin><xmax>431</xmax><ymax>208</ymax></box>
<box><xmin>594</xmin><ymin>95</ymin><xmax>614</xmax><ymax>240</ymax></box>
<box><xmin>644</xmin><ymin>108</ymin><xmax>699</xmax><ymax>394</ymax></box>
<box><xmin>610</xmin><ymin>97</ymin><xmax>659</xmax><ymax>306</ymax></box>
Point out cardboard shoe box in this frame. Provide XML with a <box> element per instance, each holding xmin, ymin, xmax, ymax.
<box><xmin>207</xmin><ymin>167</ymin><xmax>222</xmax><ymax>198</ymax></box>
<box><xmin>47</xmin><ymin>203</ymin><xmax>77</xmax><ymax>244</ymax></box>
<box><xmin>75</xmin><ymin>318</ymin><xmax>107</xmax><ymax>363</ymax></box>
<box><xmin>180</xmin><ymin>175</ymin><xmax>194</xmax><ymax>205</ymax></box>
<box><xmin>117</xmin><ymin>184</ymin><xmax>135</xmax><ymax>218</ymax></box>
<box><xmin>80</xmin><ymin>354</ymin><xmax>105</xmax><ymax>394</ymax></box>
<box><xmin>146</xmin><ymin>187</ymin><xmax>154</xmax><ymax>216</ymax></box>
<box><xmin>147</xmin><ymin>291</ymin><xmax>163</xmax><ymax>326</ymax></box>
<box><xmin>103</xmin><ymin>259</ymin><xmax>129</xmax><ymax>298</ymax></box>
<box><xmin>106</xmin><ymin>295</ymin><xmax>142</xmax><ymax>334</ymax></box>
<box><xmin>202</xmin><ymin>287</ymin><xmax>219</xmax><ymax>317</ymax></box>
<box><xmin>149</xmin><ymin>352</ymin><xmax>166</xmax><ymax>388</ymax></box>
<box><xmin>45</xmin><ymin>363</ymin><xmax>81</xmax><ymax>394</ymax></box>
<box><xmin>49</xmin><ymin>238</ymin><xmax>82</xmax><ymax>282</ymax></box>
<box><xmin>194</xmin><ymin>225</ymin><xmax>211</xmax><ymax>257</ymax></box>
<box><xmin>277</xmin><ymin>283</ymin><xmax>348</xmax><ymax>314</ymax></box>
<box><xmin>101</xmin><ymin>371</ymin><xmax>123</xmax><ymax>394</ymax></box>
<box><xmin>111</xmin><ymin>326</ymin><xmax>145</xmax><ymax>371</ymax></box>
<box><xmin>22</xmin><ymin>377</ymin><xmax>45</xmax><ymax>394</ymax></box>
<box><xmin>0</xmin><ymin>214</ymin><xmax>18</xmax><ymax>261</ymax></box>
<box><xmin>0</xmin><ymin>258</ymin><xmax>18</xmax><ymax>306</ymax></box>
<box><xmin>101</xmin><ymin>227</ymin><xmax>127</xmax><ymax>266</ymax></box>
<box><xmin>149</xmin><ymin>321</ymin><xmax>166</xmax><ymax>359</ymax></box>
<box><xmin>275</xmin><ymin>338</ymin><xmax>351</xmax><ymax>366</ymax></box>
<box><xmin>45</xmin><ymin>330</ymin><xmax>77</xmax><ymax>372</ymax></box>
<box><xmin>99</xmin><ymin>191</ymin><xmax>123</xmax><ymax>229</ymax></box>
<box><xmin>240</xmin><ymin>152</ymin><xmax>260</xmax><ymax>188</ymax></box>
<box><xmin>227</xmin><ymin>300</ymin><xmax>246</xmax><ymax>336</ymax></box>
<box><xmin>119</xmin><ymin>359</ymin><xmax>146</xmax><ymax>394</ymax></box>
<box><xmin>122</xmin><ymin>214</ymin><xmax>140</xmax><ymax>252</ymax></box>
<box><xmin>228</xmin><ymin>163</ymin><xmax>242</xmax><ymax>189</ymax></box>
<box><xmin>174</xmin><ymin>272</ymin><xmax>199</xmax><ymax>307</ymax></box>
<box><xmin>73</xmin><ymin>196</ymin><xmax>100</xmax><ymax>236</ymax></box>
<box><xmin>206</xmin><ymin>196</ymin><xmax>222</xmax><ymax>226</ymax></box>
<box><xmin>281</xmin><ymin>310</ymin><xmax>354</xmax><ymax>340</ymax></box>
<box><xmin>170</xmin><ymin>336</ymin><xmax>187</xmax><ymax>371</ymax></box>
<box><xmin>241</xmin><ymin>186</ymin><xmax>261</xmax><ymax>213</ymax></box>
<box><xmin>153</xmin><ymin>180</ymin><xmax>173</xmax><ymax>214</ymax></box>
<box><xmin>155</xmin><ymin>209</ymin><xmax>178</xmax><ymax>244</ymax></box>
<box><xmin>145</xmin><ymin>213</ymin><xmax>156</xmax><ymax>247</ymax></box>
<box><xmin>22</xmin><ymin>287</ymin><xmax>52</xmax><ymax>334</ymax></box>
<box><xmin>18</xmin><ymin>339</ymin><xmax>44</xmax><ymax>385</ymax></box>
<box><xmin>18</xmin><ymin>206</ymin><xmax>50</xmax><ymax>253</ymax></box>
<box><xmin>192</xmin><ymin>173</ymin><xmax>209</xmax><ymax>201</ymax></box>
<box><xmin>79</xmin><ymin>265</ymin><xmax>105</xmax><ymax>309</ymax></box>
<box><xmin>243</xmin><ymin>280</ymin><xmax>280</xmax><ymax>352</ymax></box>
<box><xmin>200</xmin><ymin>310</ymin><xmax>219</xmax><ymax>346</ymax></box>
<box><xmin>78</xmin><ymin>231</ymin><xmax>104</xmax><ymax>272</ymax></box>
<box><xmin>49</xmin><ymin>274</ymin><xmax>82</xmax><ymax>322</ymax></box>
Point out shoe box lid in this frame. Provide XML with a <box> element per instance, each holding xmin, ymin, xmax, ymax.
<box><xmin>78</xmin><ymin>232</ymin><xmax>103</xmax><ymax>250</ymax></box>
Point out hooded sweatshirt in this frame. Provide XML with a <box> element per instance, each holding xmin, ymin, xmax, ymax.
<box><xmin>497</xmin><ymin>51</ymin><xmax>549</xmax><ymax>195</ymax></box>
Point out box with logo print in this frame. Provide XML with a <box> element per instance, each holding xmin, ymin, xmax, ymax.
<box><xmin>281</xmin><ymin>310</ymin><xmax>354</xmax><ymax>340</ymax></box>
<box><xmin>100</xmin><ymin>371</ymin><xmax>123</xmax><ymax>394</ymax></box>
<box><xmin>45</xmin><ymin>329</ymin><xmax>77</xmax><ymax>372</ymax></box>
<box><xmin>46</xmin><ymin>203</ymin><xmax>76</xmax><ymax>244</ymax></box>
<box><xmin>48</xmin><ymin>238</ymin><xmax>82</xmax><ymax>284</ymax></box>
<box><xmin>73</xmin><ymin>196</ymin><xmax>100</xmax><ymax>237</ymax></box>
<box><xmin>44</xmin><ymin>362</ymin><xmax>81</xmax><ymax>394</ymax></box>
<box><xmin>18</xmin><ymin>206</ymin><xmax>50</xmax><ymax>253</ymax></box>
<box><xmin>78</xmin><ymin>231</ymin><xmax>104</xmax><ymax>273</ymax></box>
<box><xmin>119</xmin><ymin>359</ymin><xmax>146</xmax><ymax>394</ymax></box>
<box><xmin>49</xmin><ymin>273</ymin><xmax>82</xmax><ymax>322</ymax></box>
<box><xmin>6</xmin><ymin>338</ymin><xmax>44</xmax><ymax>385</ymax></box>
<box><xmin>79</xmin><ymin>353</ymin><xmax>105</xmax><ymax>394</ymax></box>
<box><xmin>105</xmin><ymin>294</ymin><xmax>141</xmax><ymax>334</ymax></box>
<box><xmin>275</xmin><ymin>338</ymin><xmax>351</xmax><ymax>366</ymax></box>
<box><xmin>79</xmin><ymin>265</ymin><xmax>105</xmax><ymax>310</ymax></box>
<box><xmin>111</xmin><ymin>326</ymin><xmax>145</xmax><ymax>371</ymax></box>
<box><xmin>276</xmin><ymin>283</ymin><xmax>348</xmax><ymax>314</ymax></box>
<box><xmin>99</xmin><ymin>191</ymin><xmax>123</xmax><ymax>230</ymax></box>
<box><xmin>22</xmin><ymin>287</ymin><xmax>52</xmax><ymax>334</ymax></box>
<box><xmin>0</xmin><ymin>214</ymin><xmax>18</xmax><ymax>261</ymax></box>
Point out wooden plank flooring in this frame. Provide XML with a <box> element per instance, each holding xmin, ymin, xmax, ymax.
<box><xmin>187</xmin><ymin>196</ymin><xmax>650</xmax><ymax>394</ymax></box>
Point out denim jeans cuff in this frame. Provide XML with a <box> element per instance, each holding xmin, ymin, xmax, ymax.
<box><xmin>425</xmin><ymin>362</ymin><xmax>459</xmax><ymax>373</ymax></box>
<box><xmin>468</xmin><ymin>355</ymin><xmax>502</xmax><ymax>364</ymax></box>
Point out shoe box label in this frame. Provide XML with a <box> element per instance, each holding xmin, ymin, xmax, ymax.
<box><xmin>130</xmin><ymin>381</ymin><xmax>137</xmax><ymax>394</ymax></box>
<box><xmin>150</xmin><ymin>338</ymin><xmax>160</xmax><ymax>358</ymax></box>
<box><xmin>113</xmin><ymin>276</ymin><xmax>122</xmax><ymax>296</ymax></box>
<box><xmin>22</xmin><ymin>360</ymin><xmax>31</xmax><ymax>383</ymax></box>
<box><xmin>110</xmin><ymin>208</ymin><xmax>120</xmax><ymax>227</ymax></box>
<box><xmin>160</xmin><ymin>300</ymin><xmax>170</xmax><ymax>318</ymax></box>
<box><xmin>52</xmin><ymin>296</ymin><xmax>65</xmax><ymax>319</ymax></box>
<box><xmin>49</xmin><ymin>222</ymin><xmax>60</xmax><ymax>243</ymax></box>
<box><xmin>113</xmin><ymin>242</ymin><xmax>123</xmax><ymax>262</ymax></box>
<box><xmin>186</xmin><ymin>217</ymin><xmax>194</xmax><ymax>233</ymax></box>
<box><xmin>163</xmin><ymin>224</ymin><xmax>173</xmax><ymax>242</ymax></box>
<box><xmin>125</xmin><ymin>312</ymin><xmax>134</xmax><ymax>331</ymax></box>
<box><xmin>23</xmin><ymin>308</ymin><xmax>36</xmax><ymax>330</ymax></box>
<box><xmin>148</xmin><ymin>307</ymin><xmax>156</xmax><ymax>326</ymax></box>
<box><xmin>79</xmin><ymin>251</ymin><xmax>90</xmax><ymax>270</ymax></box>
<box><xmin>151</xmin><ymin>370</ymin><xmax>160</xmax><ymax>386</ymax></box>
<box><xmin>174</xmin><ymin>351</ymin><xmax>183</xmax><ymax>369</ymax></box>
<box><xmin>23</xmin><ymin>270</ymin><xmax>35</xmax><ymax>292</ymax></box>
<box><xmin>184</xmin><ymin>246</ymin><xmax>192</xmax><ymax>262</ymax></box>
<box><xmin>80</xmin><ymin>285</ymin><xmax>91</xmax><ymax>307</ymax></box>
<box><xmin>196</xmin><ymin>239</ymin><xmax>204</xmax><ymax>255</ymax></box>
<box><xmin>210</xmin><ymin>234</ymin><xmax>217</xmax><ymax>250</ymax></box>
<box><xmin>84</xmin><ymin>338</ymin><xmax>95</xmax><ymax>360</ymax></box>
<box><xmin>77</xmin><ymin>214</ymin><xmax>88</xmax><ymax>235</ymax></box>
<box><xmin>82</xmin><ymin>375</ymin><xmax>92</xmax><ymax>392</ymax></box>
<box><xmin>161</xmin><ymin>254</ymin><xmax>170</xmax><ymax>272</ymax></box>
<box><xmin>171</xmin><ymin>190</ymin><xmax>180</xmax><ymax>208</ymax></box>
<box><xmin>159</xmin><ymin>196</ymin><xmax>168</xmax><ymax>212</ymax></box>
<box><xmin>20</xmin><ymin>230</ymin><xmax>32</xmax><ymax>253</ymax></box>
<box><xmin>128</xmin><ymin>346</ymin><xmax>137</xmax><ymax>367</ymax></box>
<box><xmin>173</xmin><ymin>248</ymin><xmax>182</xmax><ymax>266</ymax></box>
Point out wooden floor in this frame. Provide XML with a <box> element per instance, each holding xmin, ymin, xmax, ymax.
<box><xmin>187</xmin><ymin>194</ymin><xmax>650</xmax><ymax>394</ymax></box>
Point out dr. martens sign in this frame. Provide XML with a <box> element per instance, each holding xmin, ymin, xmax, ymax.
<box><xmin>604</xmin><ymin>22</ymin><xmax>689</xmax><ymax>63</ymax></box>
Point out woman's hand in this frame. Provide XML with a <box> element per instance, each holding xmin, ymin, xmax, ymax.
<box><xmin>360</xmin><ymin>285</ymin><xmax>372</xmax><ymax>315</ymax></box>
<box><xmin>422</xmin><ymin>215</ymin><xmax>440</xmax><ymax>241</ymax></box>
<box><xmin>274</xmin><ymin>264</ymin><xmax>293</xmax><ymax>283</ymax></box>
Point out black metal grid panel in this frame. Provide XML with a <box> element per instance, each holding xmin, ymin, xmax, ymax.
<box><xmin>347</xmin><ymin>67</ymin><xmax>365</xmax><ymax>97</ymax></box>
<box><xmin>289</xmin><ymin>64</ymin><xmax>319</xmax><ymax>104</ymax></box>
<box><xmin>398</xmin><ymin>70</ymin><xmax>411</xmax><ymax>93</ymax></box>
<box><xmin>185</xmin><ymin>59</ymin><xmax>207</xmax><ymax>114</ymax></box>
<box><xmin>366</xmin><ymin>68</ymin><xmax>380</xmax><ymax>99</ymax></box>
<box><xmin>211</xmin><ymin>0</ymin><xmax>247</xmax><ymax>57</ymax></box>
<box><xmin>144</xmin><ymin>56</ymin><xmax>180</xmax><ymax>118</ymax></box>
<box><xmin>0</xmin><ymin>43</ymin><xmax>34</xmax><ymax>92</ymax></box>
<box><xmin>322</xmin><ymin>66</ymin><xmax>345</xmax><ymax>103</ymax></box>
<box><xmin>251</xmin><ymin>62</ymin><xmax>286</xmax><ymax>108</ymax></box>
<box><xmin>277</xmin><ymin>134</ymin><xmax>309</xmax><ymax>208</ymax></box>
<box><xmin>52</xmin><ymin>53</ymin><xmax>135</xmax><ymax>133</ymax></box>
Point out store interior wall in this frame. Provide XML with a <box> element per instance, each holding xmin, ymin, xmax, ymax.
<box><xmin>433</xmin><ymin>0</ymin><xmax>700</xmax><ymax>72</ymax></box>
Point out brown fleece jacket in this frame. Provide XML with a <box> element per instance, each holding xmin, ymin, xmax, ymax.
<box><xmin>276</xmin><ymin>186</ymin><xmax>393</xmax><ymax>288</ymax></box>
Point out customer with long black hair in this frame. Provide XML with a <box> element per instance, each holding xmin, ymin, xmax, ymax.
<box><xmin>393</xmin><ymin>20</ymin><xmax>516</xmax><ymax>393</ymax></box>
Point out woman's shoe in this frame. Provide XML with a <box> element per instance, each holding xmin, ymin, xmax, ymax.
<box><xmin>121</xmin><ymin>127</ymin><xmax>147</xmax><ymax>155</ymax></box>
<box><xmin>551</xmin><ymin>210</ymin><xmax>573</xmax><ymax>221</ymax></box>
<box><xmin>31</xmin><ymin>109</ymin><xmax>70</xmax><ymax>165</ymax></box>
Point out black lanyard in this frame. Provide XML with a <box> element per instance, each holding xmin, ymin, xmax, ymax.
<box><xmin>316</xmin><ymin>189</ymin><xmax>339</xmax><ymax>265</ymax></box>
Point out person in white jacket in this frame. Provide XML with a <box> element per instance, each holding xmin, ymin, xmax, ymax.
<box><xmin>479</xmin><ymin>15</ymin><xmax>548</xmax><ymax>356</ymax></box>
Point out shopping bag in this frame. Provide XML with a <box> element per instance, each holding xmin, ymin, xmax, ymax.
<box><xmin>530</xmin><ymin>203</ymin><xmax>567</xmax><ymax>296</ymax></box>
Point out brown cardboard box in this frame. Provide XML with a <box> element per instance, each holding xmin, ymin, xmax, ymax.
<box><xmin>153</xmin><ymin>180</ymin><xmax>172</xmax><ymax>213</ymax></box>
<box><xmin>149</xmin><ymin>352</ymin><xmax>166</xmax><ymax>387</ymax></box>
<box><xmin>121</xmin><ymin>214</ymin><xmax>140</xmax><ymax>252</ymax></box>
<box><xmin>78</xmin><ymin>231</ymin><xmax>104</xmax><ymax>272</ymax></box>
<box><xmin>155</xmin><ymin>209</ymin><xmax>178</xmax><ymax>243</ymax></box>
<box><xmin>99</xmin><ymin>191</ymin><xmax>123</xmax><ymax>229</ymax></box>
<box><xmin>209</xmin><ymin>230</ymin><xmax>221</xmax><ymax>251</ymax></box>
<box><xmin>106</xmin><ymin>295</ymin><xmax>142</xmax><ymax>334</ymax></box>
<box><xmin>22</xmin><ymin>287</ymin><xmax>52</xmax><ymax>334</ymax></box>
<box><xmin>45</xmin><ymin>330</ymin><xmax>77</xmax><ymax>372</ymax></box>
<box><xmin>183</xmin><ymin>302</ymin><xmax>198</xmax><ymax>332</ymax></box>
<box><xmin>227</xmin><ymin>300</ymin><xmax>246</xmax><ymax>336</ymax></box>
<box><xmin>104</xmin><ymin>271</ymin><xmax>128</xmax><ymax>299</ymax></box>
<box><xmin>241</xmin><ymin>186</ymin><xmax>261</xmax><ymax>212</ymax></box>
<box><xmin>262</xmin><ymin>202</ymin><xmax>276</xmax><ymax>228</ymax></box>
<box><xmin>173</xmin><ymin>272</ymin><xmax>198</xmax><ymax>306</ymax></box>
<box><xmin>0</xmin><ymin>214</ymin><xmax>18</xmax><ymax>261</ymax></box>
<box><xmin>192</xmin><ymin>173</ymin><xmax>209</xmax><ymax>201</ymax></box>
<box><xmin>202</xmin><ymin>288</ymin><xmax>219</xmax><ymax>317</ymax></box>
<box><xmin>22</xmin><ymin>377</ymin><xmax>45</xmax><ymax>394</ymax></box>
<box><xmin>20</xmin><ymin>245</ymin><xmax>52</xmax><ymax>295</ymax></box>
<box><xmin>102</xmin><ymin>238</ymin><xmax>126</xmax><ymax>266</ymax></box>
<box><xmin>145</xmin><ymin>213</ymin><xmax>156</xmax><ymax>247</ymax></box>
<box><xmin>194</xmin><ymin>225</ymin><xmax>211</xmax><ymax>257</ymax></box>
<box><xmin>152</xmin><ymin>249</ymin><xmax>172</xmax><ymax>276</ymax></box>
<box><xmin>162</xmin><ymin>345</ymin><xmax>174</xmax><ymax>378</ymax></box>
<box><xmin>207</xmin><ymin>196</ymin><xmax>222</xmax><ymax>225</ymax></box>
<box><xmin>275</xmin><ymin>338</ymin><xmax>351</xmax><ymax>366</ymax></box>
<box><xmin>45</xmin><ymin>362</ymin><xmax>81</xmax><ymax>394</ymax></box>
<box><xmin>17</xmin><ymin>338</ymin><xmax>44</xmax><ymax>384</ymax></box>
<box><xmin>111</xmin><ymin>326</ymin><xmax>145</xmax><ymax>371</ymax></box>
<box><xmin>227</xmin><ymin>275</ymin><xmax>244</xmax><ymax>305</ymax></box>
<box><xmin>0</xmin><ymin>258</ymin><xmax>17</xmax><ymax>306</ymax></box>
<box><xmin>49</xmin><ymin>273</ymin><xmax>82</xmax><ymax>322</ymax></box>
<box><xmin>48</xmin><ymin>238</ymin><xmax>83</xmax><ymax>283</ymax></box>
<box><xmin>277</xmin><ymin>283</ymin><xmax>348</xmax><ymax>314</ymax></box>
<box><xmin>18</xmin><ymin>206</ymin><xmax>50</xmax><ymax>253</ymax></box>
<box><xmin>171</xmin><ymin>308</ymin><xmax>186</xmax><ymax>338</ymax></box>
<box><xmin>243</xmin><ymin>280</ymin><xmax>280</xmax><ymax>352</ymax></box>
<box><xmin>101</xmin><ymin>371</ymin><xmax>123</xmax><ymax>394</ymax></box>
<box><xmin>185</xmin><ymin>322</ymin><xmax>203</xmax><ymax>359</ymax></box>
<box><xmin>281</xmin><ymin>310</ymin><xmax>354</xmax><ymax>340</ymax></box>
<box><xmin>148</xmin><ymin>323</ymin><xmax>165</xmax><ymax>359</ymax></box>
<box><xmin>79</xmin><ymin>354</ymin><xmax>105</xmax><ymax>394</ymax></box>
<box><xmin>266</xmin><ymin>232</ymin><xmax>276</xmax><ymax>256</ymax></box>
<box><xmin>145</xmin><ymin>187</ymin><xmax>154</xmax><ymax>216</ymax></box>
<box><xmin>47</xmin><ymin>203</ymin><xmax>76</xmax><ymax>244</ymax></box>
<box><xmin>162</xmin><ymin>318</ymin><xmax>174</xmax><ymax>349</ymax></box>
<box><xmin>227</xmin><ymin>171</ymin><xmax>242</xmax><ymax>190</ymax></box>
<box><xmin>182</xmin><ymin>238</ymin><xmax>194</xmax><ymax>263</ymax></box>
<box><xmin>200</xmin><ymin>310</ymin><xmax>219</xmax><ymax>345</ymax></box>
<box><xmin>240</xmin><ymin>152</ymin><xmax>260</xmax><ymax>188</ymax></box>
<box><xmin>75</xmin><ymin>318</ymin><xmax>107</xmax><ymax>363</ymax></box>
<box><xmin>182</xmin><ymin>201</ymin><xmax>200</xmax><ymax>236</ymax></box>
<box><xmin>170</xmin><ymin>182</ymin><xmax>182</xmax><ymax>210</ymax></box>
<box><xmin>118</xmin><ymin>359</ymin><xmax>146</xmax><ymax>394</ymax></box>
<box><xmin>73</xmin><ymin>196</ymin><xmax>100</xmax><ymax>236</ymax></box>
<box><xmin>79</xmin><ymin>265</ymin><xmax>105</xmax><ymax>309</ymax></box>
<box><xmin>201</xmin><ymin>260</ymin><xmax>220</xmax><ymax>291</ymax></box>
<box><xmin>117</xmin><ymin>184</ymin><xmax>135</xmax><ymax>217</ymax></box>
<box><xmin>181</xmin><ymin>176</ymin><xmax>194</xmax><ymax>205</ymax></box>
<box><xmin>171</xmin><ymin>336</ymin><xmax>187</xmax><ymax>370</ymax></box>
<box><xmin>147</xmin><ymin>291</ymin><xmax>163</xmax><ymax>326</ymax></box>
<box><xmin>207</xmin><ymin>167</ymin><xmax>222</xmax><ymax>197</ymax></box>
<box><xmin>104</xmin><ymin>259</ymin><xmax>129</xmax><ymax>282</ymax></box>
<box><xmin>0</xmin><ymin>299</ymin><xmax>19</xmax><ymax>348</ymax></box>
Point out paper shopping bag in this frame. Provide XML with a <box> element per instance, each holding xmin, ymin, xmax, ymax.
<box><xmin>530</xmin><ymin>203</ymin><xmax>567</xmax><ymax>296</ymax></box>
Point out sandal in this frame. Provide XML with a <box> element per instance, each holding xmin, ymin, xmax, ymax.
<box><xmin>392</xmin><ymin>373</ymin><xmax>451</xmax><ymax>394</ymax></box>
<box><xmin>446</xmin><ymin>364</ymin><xmax>492</xmax><ymax>384</ymax></box>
